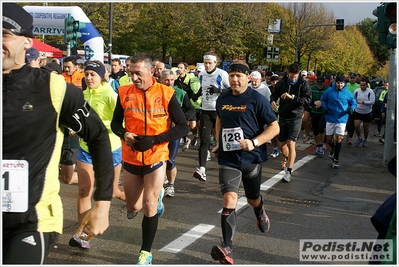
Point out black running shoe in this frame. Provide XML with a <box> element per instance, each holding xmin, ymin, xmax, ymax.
<box><xmin>255</xmin><ymin>205</ymin><xmax>270</xmax><ymax>233</ymax></box>
<box><xmin>211</xmin><ymin>243</ymin><xmax>234</xmax><ymax>264</ymax></box>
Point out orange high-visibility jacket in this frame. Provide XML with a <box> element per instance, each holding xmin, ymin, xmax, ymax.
<box><xmin>62</xmin><ymin>70</ymin><xmax>85</xmax><ymax>89</ymax></box>
<box><xmin>118</xmin><ymin>80</ymin><xmax>175</xmax><ymax>166</ymax></box>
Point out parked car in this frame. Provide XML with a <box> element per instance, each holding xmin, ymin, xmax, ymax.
<box><xmin>372</xmin><ymin>86</ymin><xmax>386</xmax><ymax>120</ymax></box>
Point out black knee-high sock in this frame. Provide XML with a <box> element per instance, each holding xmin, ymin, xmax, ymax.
<box><xmin>334</xmin><ymin>142</ymin><xmax>341</xmax><ymax>160</ymax></box>
<box><xmin>329</xmin><ymin>140</ymin><xmax>335</xmax><ymax>150</ymax></box>
<box><xmin>221</xmin><ymin>208</ymin><xmax>236</xmax><ymax>248</ymax></box>
<box><xmin>141</xmin><ymin>214</ymin><xmax>158</xmax><ymax>252</ymax></box>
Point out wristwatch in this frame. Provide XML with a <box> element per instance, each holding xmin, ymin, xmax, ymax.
<box><xmin>252</xmin><ymin>138</ymin><xmax>259</xmax><ymax>148</ymax></box>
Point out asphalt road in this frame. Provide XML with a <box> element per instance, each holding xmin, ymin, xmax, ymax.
<box><xmin>44</xmin><ymin>120</ymin><xmax>396</xmax><ymax>265</ymax></box>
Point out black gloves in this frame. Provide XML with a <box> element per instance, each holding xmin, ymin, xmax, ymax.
<box><xmin>348</xmin><ymin>108</ymin><xmax>354</xmax><ymax>116</ymax></box>
<box><xmin>325</xmin><ymin>109</ymin><xmax>331</xmax><ymax>115</ymax></box>
<box><xmin>191</xmin><ymin>89</ymin><xmax>202</xmax><ymax>102</ymax></box>
<box><xmin>208</xmin><ymin>85</ymin><xmax>220</xmax><ymax>94</ymax></box>
<box><xmin>133</xmin><ymin>135</ymin><xmax>161</xmax><ymax>152</ymax></box>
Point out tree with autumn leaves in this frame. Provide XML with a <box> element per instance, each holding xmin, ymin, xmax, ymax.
<box><xmin>19</xmin><ymin>2</ymin><xmax>389</xmax><ymax>78</ymax></box>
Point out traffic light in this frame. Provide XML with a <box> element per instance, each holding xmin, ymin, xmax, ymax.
<box><xmin>336</xmin><ymin>19</ymin><xmax>344</xmax><ymax>30</ymax></box>
<box><xmin>373</xmin><ymin>2</ymin><xmax>397</xmax><ymax>49</ymax></box>
<box><xmin>64</xmin><ymin>13</ymin><xmax>86</xmax><ymax>48</ymax></box>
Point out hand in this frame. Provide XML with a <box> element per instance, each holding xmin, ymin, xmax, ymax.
<box><xmin>124</xmin><ymin>132</ymin><xmax>139</xmax><ymax>147</ymax></box>
<box><xmin>133</xmin><ymin>136</ymin><xmax>160</xmax><ymax>152</ymax></box>
<box><xmin>211</xmin><ymin>145</ymin><xmax>219</xmax><ymax>158</ymax></box>
<box><xmin>74</xmin><ymin>201</ymin><xmax>111</xmax><ymax>242</ymax></box>
<box><xmin>348</xmin><ymin>108</ymin><xmax>354</xmax><ymax>116</ymax></box>
<box><xmin>208</xmin><ymin>85</ymin><xmax>219</xmax><ymax>94</ymax></box>
<box><xmin>325</xmin><ymin>109</ymin><xmax>331</xmax><ymax>115</ymax></box>
<box><xmin>271</xmin><ymin>101</ymin><xmax>277</xmax><ymax>110</ymax></box>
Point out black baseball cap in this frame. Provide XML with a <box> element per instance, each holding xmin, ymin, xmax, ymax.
<box><xmin>317</xmin><ymin>76</ymin><xmax>325</xmax><ymax>84</ymax></box>
<box><xmin>2</xmin><ymin>3</ymin><xmax>34</xmax><ymax>37</ymax></box>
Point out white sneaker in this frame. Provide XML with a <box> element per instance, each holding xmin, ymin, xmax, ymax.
<box><xmin>270</xmin><ymin>148</ymin><xmax>279</xmax><ymax>158</ymax></box>
<box><xmin>182</xmin><ymin>138</ymin><xmax>191</xmax><ymax>151</ymax></box>
<box><xmin>193</xmin><ymin>167</ymin><xmax>207</xmax><ymax>182</ymax></box>
<box><xmin>283</xmin><ymin>171</ymin><xmax>291</xmax><ymax>183</ymax></box>
<box><xmin>164</xmin><ymin>185</ymin><xmax>175</xmax><ymax>197</ymax></box>
<box><xmin>207</xmin><ymin>150</ymin><xmax>211</xmax><ymax>161</ymax></box>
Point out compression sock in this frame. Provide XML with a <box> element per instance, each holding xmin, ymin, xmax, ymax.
<box><xmin>221</xmin><ymin>208</ymin><xmax>236</xmax><ymax>248</ymax></box>
<box><xmin>141</xmin><ymin>214</ymin><xmax>158</xmax><ymax>252</ymax></box>
<box><xmin>334</xmin><ymin>142</ymin><xmax>342</xmax><ymax>160</ymax></box>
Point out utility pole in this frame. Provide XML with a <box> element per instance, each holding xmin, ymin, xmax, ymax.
<box><xmin>383</xmin><ymin>48</ymin><xmax>396</xmax><ymax>166</ymax></box>
<box><xmin>108</xmin><ymin>3</ymin><xmax>113</xmax><ymax>63</ymax></box>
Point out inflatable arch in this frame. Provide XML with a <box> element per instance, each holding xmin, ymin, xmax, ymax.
<box><xmin>23</xmin><ymin>6</ymin><xmax>104</xmax><ymax>62</ymax></box>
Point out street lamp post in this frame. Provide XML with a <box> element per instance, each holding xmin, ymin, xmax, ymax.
<box><xmin>295</xmin><ymin>21</ymin><xmax>343</xmax><ymax>65</ymax></box>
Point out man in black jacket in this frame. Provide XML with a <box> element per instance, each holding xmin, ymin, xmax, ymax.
<box><xmin>270</xmin><ymin>63</ymin><xmax>312</xmax><ymax>182</ymax></box>
<box><xmin>3</xmin><ymin>3</ymin><xmax>114</xmax><ymax>264</ymax></box>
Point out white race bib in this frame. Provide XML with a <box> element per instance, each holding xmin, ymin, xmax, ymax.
<box><xmin>222</xmin><ymin>127</ymin><xmax>244</xmax><ymax>151</ymax></box>
<box><xmin>2</xmin><ymin>160</ymin><xmax>29</xmax><ymax>212</ymax></box>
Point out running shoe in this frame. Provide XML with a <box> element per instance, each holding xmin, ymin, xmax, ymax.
<box><xmin>182</xmin><ymin>138</ymin><xmax>191</xmax><ymax>151</ymax></box>
<box><xmin>157</xmin><ymin>188</ymin><xmax>165</xmax><ymax>218</ymax></box>
<box><xmin>137</xmin><ymin>250</ymin><xmax>152</xmax><ymax>265</ymax></box>
<box><xmin>281</xmin><ymin>157</ymin><xmax>287</xmax><ymax>171</ymax></box>
<box><xmin>211</xmin><ymin>243</ymin><xmax>234</xmax><ymax>265</ymax></box>
<box><xmin>322</xmin><ymin>143</ymin><xmax>326</xmax><ymax>150</ymax></box>
<box><xmin>354</xmin><ymin>137</ymin><xmax>363</xmax><ymax>146</ymax></box>
<box><xmin>164</xmin><ymin>185</ymin><xmax>175</xmax><ymax>198</ymax></box>
<box><xmin>254</xmin><ymin>205</ymin><xmax>270</xmax><ymax>233</ymax></box>
<box><xmin>193</xmin><ymin>167</ymin><xmax>207</xmax><ymax>182</ymax></box>
<box><xmin>332</xmin><ymin>159</ymin><xmax>339</xmax><ymax>169</ymax></box>
<box><xmin>191</xmin><ymin>136</ymin><xmax>199</xmax><ymax>147</ymax></box>
<box><xmin>69</xmin><ymin>233</ymin><xmax>90</xmax><ymax>249</ymax></box>
<box><xmin>329</xmin><ymin>149</ymin><xmax>335</xmax><ymax>159</ymax></box>
<box><xmin>348</xmin><ymin>138</ymin><xmax>353</xmax><ymax>145</ymax></box>
<box><xmin>126</xmin><ymin>205</ymin><xmax>138</xmax><ymax>220</ymax></box>
<box><xmin>207</xmin><ymin>150</ymin><xmax>211</xmax><ymax>161</ymax></box>
<box><xmin>374</xmin><ymin>132</ymin><xmax>381</xmax><ymax>137</ymax></box>
<box><xmin>303</xmin><ymin>133</ymin><xmax>312</xmax><ymax>142</ymax></box>
<box><xmin>313</xmin><ymin>146</ymin><xmax>324</xmax><ymax>155</ymax></box>
<box><xmin>282</xmin><ymin>171</ymin><xmax>291</xmax><ymax>183</ymax></box>
<box><xmin>362</xmin><ymin>139</ymin><xmax>369</xmax><ymax>148</ymax></box>
<box><xmin>379</xmin><ymin>138</ymin><xmax>385</xmax><ymax>144</ymax></box>
<box><xmin>270</xmin><ymin>148</ymin><xmax>279</xmax><ymax>158</ymax></box>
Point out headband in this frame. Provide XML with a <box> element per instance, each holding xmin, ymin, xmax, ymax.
<box><xmin>204</xmin><ymin>55</ymin><xmax>217</xmax><ymax>62</ymax></box>
<box><xmin>228</xmin><ymin>64</ymin><xmax>250</xmax><ymax>75</ymax></box>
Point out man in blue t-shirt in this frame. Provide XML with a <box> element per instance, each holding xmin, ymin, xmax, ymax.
<box><xmin>210</xmin><ymin>61</ymin><xmax>279</xmax><ymax>265</ymax></box>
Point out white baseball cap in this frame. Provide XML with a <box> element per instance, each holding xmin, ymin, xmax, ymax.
<box><xmin>250</xmin><ymin>71</ymin><xmax>262</xmax><ymax>79</ymax></box>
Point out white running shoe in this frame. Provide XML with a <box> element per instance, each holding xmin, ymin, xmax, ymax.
<box><xmin>182</xmin><ymin>138</ymin><xmax>191</xmax><ymax>151</ymax></box>
<box><xmin>282</xmin><ymin>171</ymin><xmax>291</xmax><ymax>182</ymax></box>
<box><xmin>193</xmin><ymin>167</ymin><xmax>207</xmax><ymax>182</ymax></box>
<box><xmin>270</xmin><ymin>148</ymin><xmax>279</xmax><ymax>158</ymax></box>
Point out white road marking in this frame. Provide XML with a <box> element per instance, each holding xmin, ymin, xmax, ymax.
<box><xmin>160</xmin><ymin>155</ymin><xmax>316</xmax><ymax>254</ymax></box>
<box><xmin>159</xmin><ymin>224</ymin><xmax>215</xmax><ymax>253</ymax></box>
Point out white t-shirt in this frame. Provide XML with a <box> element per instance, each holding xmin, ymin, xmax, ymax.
<box><xmin>353</xmin><ymin>88</ymin><xmax>375</xmax><ymax>114</ymax></box>
<box><xmin>250</xmin><ymin>83</ymin><xmax>271</xmax><ymax>101</ymax></box>
<box><xmin>199</xmin><ymin>68</ymin><xmax>230</xmax><ymax>111</ymax></box>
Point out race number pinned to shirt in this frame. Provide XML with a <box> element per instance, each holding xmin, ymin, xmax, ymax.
<box><xmin>222</xmin><ymin>127</ymin><xmax>244</xmax><ymax>151</ymax></box>
<box><xmin>2</xmin><ymin>160</ymin><xmax>29</xmax><ymax>212</ymax></box>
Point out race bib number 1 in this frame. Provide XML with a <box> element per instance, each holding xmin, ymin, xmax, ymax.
<box><xmin>222</xmin><ymin>127</ymin><xmax>244</xmax><ymax>151</ymax></box>
<box><xmin>2</xmin><ymin>160</ymin><xmax>29</xmax><ymax>212</ymax></box>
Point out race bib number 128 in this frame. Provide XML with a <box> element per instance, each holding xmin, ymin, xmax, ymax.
<box><xmin>222</xmin><ymin>127</ymin><xmax>244</xmax><ymax>151</ymax></box>
<box><xmin>2</xmin><ymin>160</ymin><xmax>29</xmax><ymax>212</ymax></box>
